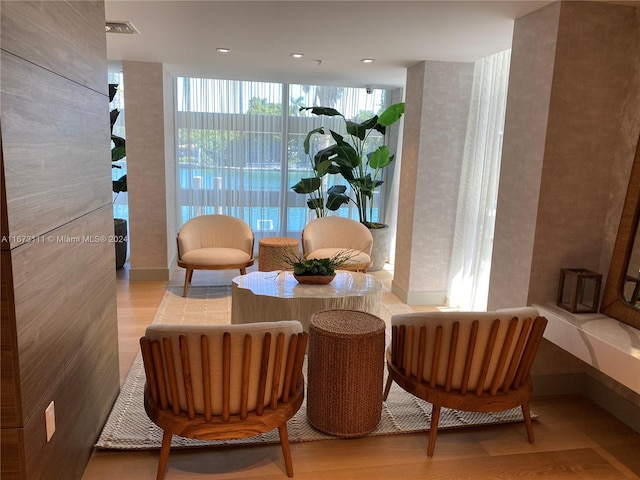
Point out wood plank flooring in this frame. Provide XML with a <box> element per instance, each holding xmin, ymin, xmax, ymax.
<box><xmin>82</xmin><ymin>266</ymin><xmax>640</xmax><ymax>480</ymax></box>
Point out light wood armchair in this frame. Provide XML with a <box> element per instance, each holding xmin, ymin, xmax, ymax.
<box><xmin>177</xmin><ymin>214</ymin><xmax>255</xmax><ymax>296</ymax></box>
<box><xmin>140</xmin><ymin>321</ymin><xmax>308</xmax><ymax>479</ymax></box>
<box><xmin>384</xmin><ymin>307</ymin><xmax>547</xmax><ymax>457</ymax></box>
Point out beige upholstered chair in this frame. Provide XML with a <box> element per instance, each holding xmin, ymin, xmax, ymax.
<box><xmin>301</xmin><ymin>216</ymin><xmax>373</xmax><ymax>272</ymax></box>
<box><xmin>140</xmin><ymin>321</ymin><xmax>308</xmax><ymax>479</ymax></box>
<box><xmin>177</xmin><ymin>214</ymin><xmax>255</xmax><ymax>296</ymax></box>
<box><xmin>384</xmin><ymin>307</ymin><xmax>548</xmax><ymax>457</ymax></box>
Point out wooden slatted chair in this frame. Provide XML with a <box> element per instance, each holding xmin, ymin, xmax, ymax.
<box><xmin>140</xmin><ymin>321</ymin><xmax>308</xmax><ymax>479</ymax></box>
<box><xmin>383</xmin><ymin>307</ymin><xmax>548</xmax><ymax>457</ymax></box>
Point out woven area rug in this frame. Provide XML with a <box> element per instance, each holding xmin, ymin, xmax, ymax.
<box><xmin>95</xmin><ymin>284</ymin><xmax>530</xmax><ymax>449</ymax></box>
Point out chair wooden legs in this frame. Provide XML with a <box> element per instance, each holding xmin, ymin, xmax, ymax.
<box><xmin>521</xmin><ymin>402</ymin><xmax>535</xmax><ymax>444</ymax></box>
<box><xmin>156</xmin><ymin>431</ymin><xmax>173</xmax><ymax>480</ymax></box>
<box><xmin>383</xmin><ymin>375</ymin><xmax>393</xmax><ymax>401</ymax></box>
<box><xmin>427</xmin><ymin>404</ymin><xmax>441</xmax><ymax>457</ymax></box>
<box><xmin>154</xmin><ymin>427</ymin><xmax>293</xmax><ymax>479</ymax></box>
<box><xmin>240</xmin><ymin>267</ymin><xmax>247</xmax><ymax>275</ymax></box>
<box><xmin>425</xmin><ymin>403</ymin><xmax>534</xmax><ymax>457</ymax></box>
<box><xmin>278</xmin><ymin>424</ymin><xmax>294</xmax><ymax>477</ymax></box>
<box><xmin>182</xmin><ymin>268</ymin><xmax>194</xmax><ymax>297</ymax></box>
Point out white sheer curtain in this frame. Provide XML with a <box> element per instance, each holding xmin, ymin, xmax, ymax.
<box><xmin>176</xmin><ymin>79</ymin><xmax>286</xmax><ymax>235</ymax></box>
<box><xmin>383</xmin><ymin>88</ymin><xmax>405</xmax><ymax>266</ymax></box>
<box><xmin>447</xmin><ymin>50</ymin><xmax>511</xmax><ymax>311</ymax></box>
<box><xmin>176</xmin><ymin>78</ymin><xmax>390</xmax><ymax>243</ymax></box>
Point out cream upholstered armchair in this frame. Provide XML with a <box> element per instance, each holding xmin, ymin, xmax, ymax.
<box><xmin>177</xmin><ymin>214</ymin><xmax>254</xmax><ymax>296</ymax></box>
<box><xmin>140</xmin><ymin>321</ymin><xmax>308</xmax><ymax>479</ymax></box>
<box><xmin>384</xmin><ymin>307</ymin><xmax>547</xmax><ymax>457</ymax></box>
<box><xmin>301</xmin><ymin>216</ymin><xmax>373</xmax><ymax>272</ymax></box>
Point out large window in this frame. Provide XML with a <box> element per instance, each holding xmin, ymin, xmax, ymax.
<box><xmin>109</xmin><ymin>71</ymin><xmax>128</xmax><ymax>222</ymax></box>
<box><xmin>176</xmin><ymin>78</ymin><xmax>390</xmax><ymax>239</ymax></box>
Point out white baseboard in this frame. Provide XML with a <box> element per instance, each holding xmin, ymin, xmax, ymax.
<box><xmin>129</xmin><ymin>268</ymin><xmax>170</xmax><ymax>281</ymax></box>
<box><xmin>391</xmin><ymin>280</ymin><xmax>446</xmax><ymax>305</ymax></box>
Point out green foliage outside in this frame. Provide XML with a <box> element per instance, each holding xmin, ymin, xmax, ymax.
<box><xmin>176</xmin><ymin>88</ymin><xmax>400</xmax><ymax>227</ymax></box>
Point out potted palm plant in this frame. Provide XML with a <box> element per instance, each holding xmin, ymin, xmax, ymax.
<box><xmin>295</xmin><ymin>102</ymin><xmax>405</xmax><ymax>270</ymax></box>
<box><xmin>110</xmin><ymin>83</ymin><xmax>128</xmax><ymax>269</ymax></box>
<box><xmin>291</xmin><ymin>127</ymin><xmax>350</xmax><ymax>218</ymax></box>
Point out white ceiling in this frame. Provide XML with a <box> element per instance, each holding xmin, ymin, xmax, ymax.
<box><xmin>105</xmin><ymin>0</ymin><xmax>554</xmax><ymax>89</ymax></box>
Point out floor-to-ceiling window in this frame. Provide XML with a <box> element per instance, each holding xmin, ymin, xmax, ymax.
<box><xmin>447</xmin><ymin>50</ymin><xmax>511</xmax><ymax>310</ymax></box>
<box><xmin>175</xmin><ymin>78</ymin><xmax>390</xmax><ymax>240</ymax></box>
<box><xmin>109</xmin><ymin>71</ymin><xmax>128</xmax><ymax>222</ymax></box>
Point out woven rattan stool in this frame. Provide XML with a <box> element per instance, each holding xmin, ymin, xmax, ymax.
<box><xmin>258</xmin><ymin>237</ymin><xmax>299</xmax><ymax>272</ymax></box>
<box><xmin>307</xmin><ymin>309</ymin><xmax>386</xmax><ymax>437</ymax></box>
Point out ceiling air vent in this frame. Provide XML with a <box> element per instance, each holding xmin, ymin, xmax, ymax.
<box><xmin>105</xmin><ymin>21</ymin><xmax>138</xmax><ymax>34</ymax></box>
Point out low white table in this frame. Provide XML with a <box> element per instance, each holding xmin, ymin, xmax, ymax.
<box><xmin>231</xmin><ymin>271</ymin><xmax>382</xmax><ymax>331</ymax></box>
<box><xmin>535</xmin><ymin>303</ymin><xmax>640</xmax><ymax>394</ymax></box>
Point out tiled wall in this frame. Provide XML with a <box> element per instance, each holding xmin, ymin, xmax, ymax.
<box><xmin>488</xmin><ymin>1</ymin><xmax>640</xmax><ymax>417</ymax></box>
<box><xmin>163</xmin><ymin>67</ymin><xmax>178</xmax><ymax>268</ymax></box>
<box><xmin>393</xmin><ymin>61</ymin><xmax>473</xmax><ymax>304</ymax></box>
<box><xmin>487</xmin><ymin>2</ymin><xmax>561</xmax><ymax>309</ymax></box>
<box><xmin>488</xmin><ymin>1</ymin><xmax>640</xmax><ymax>310</ymax></box>
<box><xmin>124</xmin><ymin>60</ymin><xmax>172</xmax><ymax>280</ymax></box>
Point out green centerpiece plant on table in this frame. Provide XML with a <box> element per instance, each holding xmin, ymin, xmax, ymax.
<box><xmin>275</xmin><ymin>248</ymin><xmax>358</xmax><ymax>284</ymax></box>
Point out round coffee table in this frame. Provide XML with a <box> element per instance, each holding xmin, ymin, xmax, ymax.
<box><xmin>230</xmin><ymin>271</ymin><xmax>382</xmax><ymax>331</ymax></box>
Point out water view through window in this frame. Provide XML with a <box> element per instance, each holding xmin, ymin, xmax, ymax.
<box><xmin>176</xmin><ymin>79</ymin><xmax>390</xmax><ymax>239</ymax></box>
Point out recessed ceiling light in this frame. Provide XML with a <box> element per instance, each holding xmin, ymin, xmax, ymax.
<box><xmin>291</xmin><ymin>53</ymin><xmax>304</xmax><ymax>59</ymax></box>
<box><xmin>361</xmin><ymin>58</ymin><xmax>375</xmax><ymax>64</ymax></box>
<box><xmin>216</xmin><ymin>48</ymin><xmax>231</xmax><ymax>53</ymax></box>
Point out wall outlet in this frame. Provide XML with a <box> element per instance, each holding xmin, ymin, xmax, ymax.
<box><xmin>45</xmin><ymin>401</ymin><xmax>56</xmax><ymax>442</ymax></box>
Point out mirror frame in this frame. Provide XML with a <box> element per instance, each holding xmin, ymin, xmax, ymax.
<box><xmin>601</xmin><ymin>133</ymin><xmax>640</xmax><ymax>329</ymax></box>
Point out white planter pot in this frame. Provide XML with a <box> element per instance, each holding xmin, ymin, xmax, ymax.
<box><xmin>369</xmin><ymin>224</ymin><xmax>390</xmax><ymax>272</ymax></box>
<box><xmin>114</xmin><ymin>218</ymin><xmax>128</xmax><ymax>270</ymax></box>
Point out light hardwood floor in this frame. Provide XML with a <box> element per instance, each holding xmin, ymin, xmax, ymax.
<box><xmin>82</xmin><ymin>266</ymin><xmax>640</xmax><ymax>480</ymax></box>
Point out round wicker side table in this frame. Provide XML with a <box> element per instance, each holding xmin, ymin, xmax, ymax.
<box><xmin>258</xmin><ymin>237</ymin><xmax>299</xmax><ymax>272</ymax></box>
<box><xmin>307</xmin><ymin>309</ymin><xmax>386</xmax><ymax>437</ymax></box>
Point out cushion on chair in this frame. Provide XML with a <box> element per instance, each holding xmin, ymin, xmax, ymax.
<box><xmin>181</xmin><ymin>247</ymin><xmax>253</xmax><ymax>267</ymax></box>
<box><xmin>388</xmin><ymin>307</ymin><xmax>540</xmax><ymax>392</ymax></box>
<box><xmin>178</xmin><ymin>214</ymin><xmax>253</xmax><ymax>257</ymax></box>
<box><xmin>305</xmin><ymin>248</ymin><xmax>371</xmax><ymax>266</ymax></box>
<box><xmin>145</xmin><ymin>321</ymin><xmax>303</xmax><ymax>416</ymax></box>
